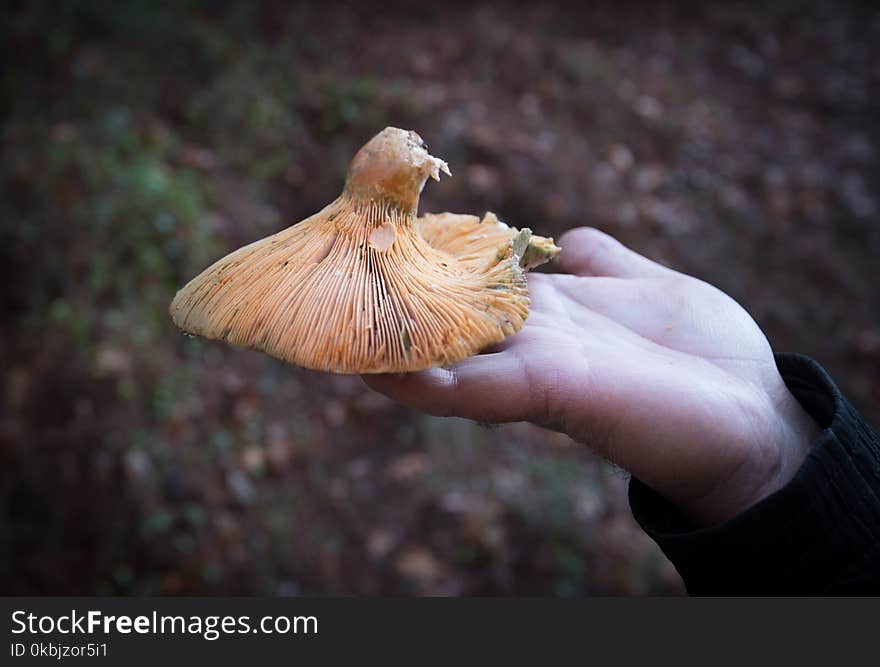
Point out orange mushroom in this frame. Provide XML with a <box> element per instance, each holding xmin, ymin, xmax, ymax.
<box><xmin>170</xmin><ymin>127</ymin><xmax>560</xmax><ymax>373</ymax></box>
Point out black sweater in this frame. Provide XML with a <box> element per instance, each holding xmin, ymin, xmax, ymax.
<box><xmin>629</xmin><ymin>353</ymin><xmax>880</xmax><ymax>595</ymax></box>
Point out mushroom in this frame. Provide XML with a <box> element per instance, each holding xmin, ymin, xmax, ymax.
<box><xmin>417</xmin><ymin>211</ymin><xmax>563</xmax><ymax>271</ymax></box>
<box><xmin>170</xmin><ymin>127</ymin><xmax>560</xmax><ymax>373</ymax></box>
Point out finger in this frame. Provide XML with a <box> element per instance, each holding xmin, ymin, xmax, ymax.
<box><xmin>362</xmin><ymin>351</ymin><xmax>532</xmax><ymax>422</ymax></box>
<box><xmin>525</xmin><ymin>273</ymin><xmax>646</xmax><ymax>342</ymax></box>
<box><xmin>548</xmin><ymin>274</ymin><xmax>665</xmax><ymax>330</ymax></box>
<box><xmin>547</xmin><ymin>273</ymin><xmax>726</xmax><ymax>353</ymax></box>
<box><xmin>556</xmin><ymin>227</ymin><xmax>676</xmax><ymax>279</ymax></box>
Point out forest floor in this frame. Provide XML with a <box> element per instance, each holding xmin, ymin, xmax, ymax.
<box><xmin>2</xmin><ymin>1</ymin><xmax>878</xmax><ymax>595</ymax></box>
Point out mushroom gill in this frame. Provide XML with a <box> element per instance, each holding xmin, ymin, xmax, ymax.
<box><xmin>170</xmin><ymin>127</ymin><xmax>560</xmax><ymax>374</ymax></box>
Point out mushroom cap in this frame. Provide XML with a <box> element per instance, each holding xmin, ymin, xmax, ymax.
<box><xmin>417</xmin><ymin>211</ymin><xmax>561</xmax><ymax>271</ymax></box>
<box><xmin>170</xmin><ymin>128</ymin><xmax>559</xmax><ymax>374</ymax></box>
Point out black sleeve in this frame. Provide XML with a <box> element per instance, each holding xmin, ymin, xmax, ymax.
<box><xmin>628</xmin><ymin>353</ymin><xmax>880</xmax><ymax>595</ymax></box>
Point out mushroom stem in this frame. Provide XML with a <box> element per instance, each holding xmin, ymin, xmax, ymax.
<box><xmin>343</xmin><ymin>127</ymin><xmax>448</xmax><ymax>215</ymax></box>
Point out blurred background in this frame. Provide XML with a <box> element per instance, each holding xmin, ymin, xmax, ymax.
<box><xmin>2</xmin><ymin>0</ymin><xmax>878</xmax><ymax>595</ymax></box>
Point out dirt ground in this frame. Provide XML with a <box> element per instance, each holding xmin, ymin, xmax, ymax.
<box><xmin>2</xmin><ymin>1</ymin><xmax>878</xmax><ymax>595</ymax></box>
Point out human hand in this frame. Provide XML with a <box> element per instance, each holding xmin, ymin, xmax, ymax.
<box><xmin>364</xmin><ymin>228</ymin><xmax>821</xmax><ymax>525</ymax></box>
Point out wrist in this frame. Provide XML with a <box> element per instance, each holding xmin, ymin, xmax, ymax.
<box><xmin>688</xmin><ymin>381</ymin><xmax>820</xmax><ymax>527</ymax></box>
<box><xmin>754</xmin><ymin>384</ymin><xmax>821</xmax><ymax>502</ymax></box>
